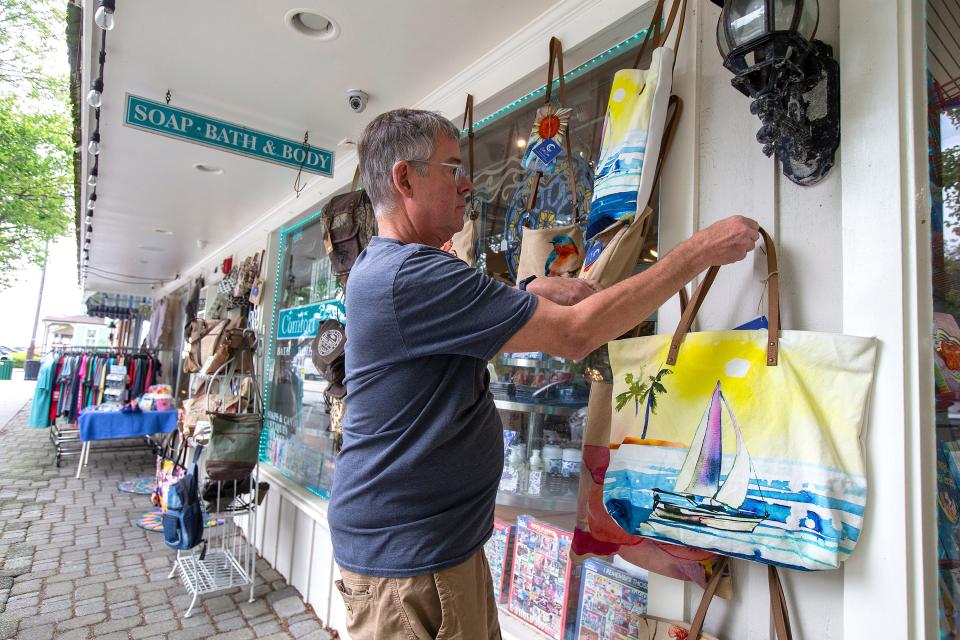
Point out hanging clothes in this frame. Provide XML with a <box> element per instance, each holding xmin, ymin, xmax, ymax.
<box><xmin>27</xmin><ymin>353</ymin><xmax>57</xmax><ymax>428</ymax></box>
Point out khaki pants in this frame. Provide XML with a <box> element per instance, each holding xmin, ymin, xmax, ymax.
<box><xmin>335</xmin><ymin>548</ymin><xmax>501</xmax><ymax>640</ymax></box>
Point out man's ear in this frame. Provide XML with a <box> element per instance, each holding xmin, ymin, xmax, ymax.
<box><xmin>392</xmin><ymin>161</ymin><xmax>415</xmax><ymax>200</ymax></box>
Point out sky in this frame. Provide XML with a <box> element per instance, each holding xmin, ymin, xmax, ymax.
<box><xmin>0</xmin><ymin>5</ymin><xmax>79</xmax><ymax>351</ymax></box>
<box><xmin>0</xmin><ymin>238</ymin><xmax>83</xmax><ymax>350</ymax></box>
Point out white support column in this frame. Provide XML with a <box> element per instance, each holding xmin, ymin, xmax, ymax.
<box><xmin>840</xmin><ymin>1</ymin><xmax>937</xmax><ymax>638</ymax></box>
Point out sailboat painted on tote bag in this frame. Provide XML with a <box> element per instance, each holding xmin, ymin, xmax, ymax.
<box><xmin>602</xmin><ymin>331</ymin><xmax>875</xmax><ymax>571</ymax></box>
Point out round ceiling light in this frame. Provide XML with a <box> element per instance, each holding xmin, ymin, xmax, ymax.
<box><xmin>193</xmin><ymin>163</ymin><xmax>224</xmax><ymax>174</ymax></box>
<box><xmin>285</xmin><ymin>10</ymin><xmax>339</xmax><ymax>40</ymax></box>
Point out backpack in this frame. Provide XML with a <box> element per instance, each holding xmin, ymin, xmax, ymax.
<box><xmin>162</xmin><ymin>447</ymin><xmax>205</xmax><ymax>552</ymax></box>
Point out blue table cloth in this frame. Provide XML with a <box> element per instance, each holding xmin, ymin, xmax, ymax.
<box><xmin>78</xmin><ymin>409</ymin><xmax>178</xmax><ymax>442</ymax></box>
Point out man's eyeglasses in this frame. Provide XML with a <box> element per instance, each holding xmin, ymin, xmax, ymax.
<box><xmin>407</xmin><ymin>159</ymin><xmax>468</xmax><ymax>183</ymax></box>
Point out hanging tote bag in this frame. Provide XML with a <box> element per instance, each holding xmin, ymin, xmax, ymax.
<box><xmin>586</xmin><ymin>0</ymin><xmax>687</xmax><ymax>241</ymax></box>
<box><xmin>603</xmin><ymin>230</ymin><xmax>879</xmax><ymax>570</ymax></box>
<box><xmin>573</xmin><ymin>381</ymin><xmax>731</xmax><ymax>589</ymax></box>
<box><xmin>443</xmin><ymin>94</ymin><xmax>481</xmax><ymax>267</ymax></box>
<box><xmin>579</xmin><ymin>96</ymin><xmax>682</xmax><ymax>287</ymax></box>
<box><xmin>206</xmin><ymin>360</ymin><xmax>263</xmax><ymax>481</ymax></box>
<box><xmin>515</xmin><ymin>37</ymin><xmax>586</xmax><ymax>282</ymax></box>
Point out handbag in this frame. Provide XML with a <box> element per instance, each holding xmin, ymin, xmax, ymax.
<box><xmin>321</xmin><ymin>168</ymin><xmax>377</xmax><ymax>277</ymax></box>
<box><xmin>206</xmin><ymin>366</ymin><xmax>263</xmax><ymax>481</ymax></box>
<box><xmin>603</xmin><ymin>229</ymin><xmax>879</xmax><ymax>570</ymax></box>
<box><xmin>586</xmin><ymin>0</ymin><xmax>686</xmax><ymax>241</ymax></box>
<box><xmin>515</xmin><ymin>37</ymin><xmax>586</xmax><ymax>282</ymax></box>
<box><xmin>443</xmin><ymin>94</ymin><xmax>480</xmax><ymax>267</ymax></box>
<box><xmin>183</xmin><ymin>318</ymin><xmax>228</xmax><ymax>374</ymax></box>
<box><xmin>580</xmin><ymin>96</ymin><xmax>681</xmax><ymax>287</ymax></box>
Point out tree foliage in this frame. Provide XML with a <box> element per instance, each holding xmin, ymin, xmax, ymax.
<box><xmin>0</xmin><ymin>0</ymin><xmax>72</xmax><ymax>289</ymax></box>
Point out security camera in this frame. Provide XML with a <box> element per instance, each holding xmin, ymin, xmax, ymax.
<box><xmin>347</xmin><ymin>90</ymin><xmax>369</xmax><ymax>113</ymax></box>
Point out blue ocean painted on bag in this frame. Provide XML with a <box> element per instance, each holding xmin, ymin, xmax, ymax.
<box><xmin>603</xmin><ymin>330</ymin><xmax>877</xmax><ymax>571</ymax></box>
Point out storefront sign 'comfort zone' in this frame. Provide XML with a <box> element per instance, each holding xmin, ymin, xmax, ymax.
<box><xmin>123</xmin><ymin>94</ymin><xmax>334</xmax><ymax>176</ymax></box>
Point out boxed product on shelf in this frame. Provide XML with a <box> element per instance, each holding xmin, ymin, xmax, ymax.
<box><xmin>508</xmin><ymin>515</ymin><xmax>577</xmax><ymax>640</ymax></box>
<box><xmin>485</xmin><ymin>519</ymin><xmax>515</xmax><ymax>604</ymax></box>
<box><xmin>574</xmin><ymin>558</ymin><xmax>648</xmax><ymax>640</ymax></box>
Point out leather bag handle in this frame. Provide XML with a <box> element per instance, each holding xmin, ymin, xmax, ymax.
<box><xmin>462</xmin><ymin>94</ymin><xmax>479</xmax><ymax>221</ymax></box>
<box><xmin>525</xmin><ymin>37</ymin><xmax>580</xmax><ymax>225</ymax></box>
<box><xmin>350</xmin><ymin>165</ymin><xmax>361</xmax><ymax>192</ymax></box>
<box><xmin>666</xmin><ymin>227</ymin><xmax>780</xmax><ymax>366</ymax></box>
<box><xmin>632</xmin><ymin>0</ymin><xmax>689</xmax><ymax>74</ymax></box>
<box><xmin>768</xmin><ymin>566</ymin><xmax>794</xmax><ymax>640</ymax></box>
<box><xmin>687</xmin><ymin>556</ymin><xmax>729</xmax><ymax>638</ymax></box>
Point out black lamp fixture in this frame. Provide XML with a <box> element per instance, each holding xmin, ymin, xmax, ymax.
<box><xmin>94</xmin><ymin>0</ymin><xmax>115</xmax><ymax>31</ymax></box>
<box><xmin>711</xmin><ymin>0</ymin><xmax>839</xmax><ymax>186</ymax></box>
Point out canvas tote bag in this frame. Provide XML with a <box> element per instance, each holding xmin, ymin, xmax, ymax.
<box><xmin>603</xmin><ymin>229</ymin><xmax>878</xmax><ymax>570</ymax></box>
<box><xmin>443</xmin><ymin>94</ymin><xmax>480</xmax><ymax>266</ymax></box>
<box><xmin>579</xmin><ymin>96</ymin><xmax>681</xmax><ymax>288</ymax></box>
<box><xmin>515</xmin><ymin>37</ymin><xmax>585</xmax><ymax>282</ymax></box>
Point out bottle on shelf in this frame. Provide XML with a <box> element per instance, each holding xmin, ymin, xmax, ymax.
<box><xmin>527</xmin><ymin>449</ymin><xmax>544</xmax><ymax>497</ymax></box>
<box><xmin>500</xmin><ymin>445</ymin><xmax>527</xmax><ymax>493</ymax></box>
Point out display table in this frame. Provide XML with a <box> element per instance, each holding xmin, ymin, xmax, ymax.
<box><xmin>75</xmin><ymin>409</ymin><xmax>177</xmax><ymax>478</ymax></box>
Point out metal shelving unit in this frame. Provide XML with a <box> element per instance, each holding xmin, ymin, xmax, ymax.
<box><xmin>169</xmin><ymin>459</ymin><xmax>260</xmax><ymax>618</ymax></box>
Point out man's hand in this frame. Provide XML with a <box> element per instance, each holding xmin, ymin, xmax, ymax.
<box><xmin>686</xmin><ymin>215</ymin><xmax>761</xmax><ymax>268</ymax></box>
<box><xmin>525</xmin><ymin>276</ymin><xmax>602</xmax><ymax>306</ymax></box>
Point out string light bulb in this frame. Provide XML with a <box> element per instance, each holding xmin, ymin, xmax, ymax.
<box><xmin>87</xmin><ymin>167</ymin><xmax>98</xmax><ymax>187</ymax></box>
<box><xmin>86</xmin><ymin>193</ymin><xmax>97</xmax><ymax>210</ymax></box>
<box><xmin>88</xmin><ymin>131</ymin><xmax>101</xmax><ymax>156</ymax></box>
<box><xmin>86</xmin><ymin>77</ymin><xmax>103</xmax><ymax>108</ymax></box>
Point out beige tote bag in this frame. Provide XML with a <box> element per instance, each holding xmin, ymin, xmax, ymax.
<box><xmin>444</xmin><ymin>94</ymin><xmax>480</xmax><ymax>266</ymax></box>
<box><xmin>516</xmin><ymin>37</ymin><xmax>584</xmax><ymax>282</ymax></box>
<box><xmin>580</xmin><ymin>0</ymin><xmax>688</xmax><ymax>288</ymax></box>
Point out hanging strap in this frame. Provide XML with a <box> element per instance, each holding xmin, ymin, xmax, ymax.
<box><xmin>645</xmin><ymin>94</ymin><xmax>683</xmax><ymax>209</ymax></box>
<box><xmin>687</xmin><ymin>556</ymin><xmax>729</xmax><ymax>638</ymax></box>
<box><xmin>666</xmin><ymin>226</ymin><xmax>780</xmax><ymax>366</ymax></box>
<box><xmin>525</xmin><ymin>37</ymin><xmax>580</xmax><ymax>225</ymax></box>
<box><xmin>632</xmin><ymin>0</ymin><xmax>689</xmax><ymax>74</ymax></box>
<box><xmin>350</xmin><ymin>166</ymin><xmax>361</xmax><ymax>192</ymax></box>
<box><xmin>769</xmin><ymin>566</ymin><xmax>795</xmax><ymax>640</ymax></box>
<box><xmin>462</xmin><ymin>94</ymin><xmax>479</xmax><ymax>221</ymax></box>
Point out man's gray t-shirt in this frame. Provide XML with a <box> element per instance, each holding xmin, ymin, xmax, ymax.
<box><xmin>328</xmin><ymin>237</ymin><xmax>537</xmax><ymax>577</ymax></box>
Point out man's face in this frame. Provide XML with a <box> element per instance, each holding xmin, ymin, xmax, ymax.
<box><xmin>404</xmin><ymin>134</ymin><xmax>473</xmax><ymax>247</ymax></box>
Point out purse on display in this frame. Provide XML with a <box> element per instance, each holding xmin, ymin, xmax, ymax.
<box><xmin>515</xmin><ymin>37</ymin><xmax>586</xmax><ymax>283</ymax></box>
<box><xmin>321</xmin><ymin>168</ymin><xmax>377</xmax><ymax>277</ymax></box>
<box><xmin>443</xmin><ymin>94</ymin><xmax>480</xmax><ymax>267</ymax></box>
<box><xmin>603</xmin><ymin>229</ymin><xmax>879</xmax><ymax>570</ymax></box>
<box><xmin>311</xmin><ymin>318</ymin><xmax>347</xmax><ymax>399</ymax></box>
<box><xmin>163</xmin><ymin>446</ymin><xmax>205</xmax><ymax>552</ymax></box>
<box><xmin>206</xmin><ymin>362</ymin><xmax>264</xmax><ymax>482</ymax></box>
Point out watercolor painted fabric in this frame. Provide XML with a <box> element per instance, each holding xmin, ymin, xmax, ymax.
<box><xmin>587</xmin><ymin>47</ymin><xmax>674</xmax><ymax>240</ymax></box>
<box><xmin>603</xmin><ymin>330</ymin><xmax>878</xmax><ymax>570</ymax></box>
<box><xmin>572</xmin><ymin>382</ymin><xmax>727</xmax><ymax>590</ymax></box>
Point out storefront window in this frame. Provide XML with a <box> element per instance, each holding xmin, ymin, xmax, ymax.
<box><xmin>261</xmin><ymin>215</ymin><xmax>344</xmax><ymax>498</ymax></box>
<box><xmin>260</xmin><ymin>27</ymin><xmax>661</xmax><ymax>498</ymax></box>
<box><xmin>928</xmin><ymin>1</ymin><xmax>960</xmax><ymax>634</ymax></box>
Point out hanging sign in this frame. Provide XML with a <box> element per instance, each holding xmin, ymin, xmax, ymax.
<box><xmin>123</xmin><ymin>94</ymin><xmax>334</xmax><ymax>176</ymax></box>
<box><xmin>275</xmin><ymin>299</ymin><xmax>345</xmax><ymax>341</ymax></box>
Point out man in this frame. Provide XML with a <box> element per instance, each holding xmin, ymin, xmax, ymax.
<box><xmin>328</xmin><ymin>109</ymin><xmax>759</xmax><ymax>639</ymax></box>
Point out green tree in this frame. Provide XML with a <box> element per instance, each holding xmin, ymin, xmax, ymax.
<box><xmin>0</xmin><ymin>0</ymin><xmax>72</xmax><ymax>289</ymax></box>
<box><xmin>615</xmin><ymin>368</ymin><xmax>673</xmax><ymax>439</ymax></box>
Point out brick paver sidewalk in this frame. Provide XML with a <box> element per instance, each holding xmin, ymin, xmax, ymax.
<box><xmin>0</xmin><ymin>404</ymin><xmax>334</xmax><ymax>640</ymax></box>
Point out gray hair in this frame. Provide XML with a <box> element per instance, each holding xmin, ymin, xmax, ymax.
<box><xmin>358</xmin><ymin>108</ymin><xmax>460</xmax><ymax>214</ymax></box>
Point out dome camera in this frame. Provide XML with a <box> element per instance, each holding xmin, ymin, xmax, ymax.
<box><xmin>347</xmin><ymin>89</ymin><xmax>369</xmax><ymax>113</ymax></box>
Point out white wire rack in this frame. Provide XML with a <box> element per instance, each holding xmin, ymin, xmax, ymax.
<box><xmin>169</xmin><ymin>468</ymin><xmax>260</xmax><ymax>618</ymax></box>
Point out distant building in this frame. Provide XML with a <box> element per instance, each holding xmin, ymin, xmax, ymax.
<box><xmin>40</xmin><ymin>315</ymin><xmax>111</xmax><ymax>352</ymax></box>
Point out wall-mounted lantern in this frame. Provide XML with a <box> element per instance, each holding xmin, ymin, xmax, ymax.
<box><xmin>711</xmin><ymin>0</ymin><xmax>839</xmax><ymax>186</ymax></box>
